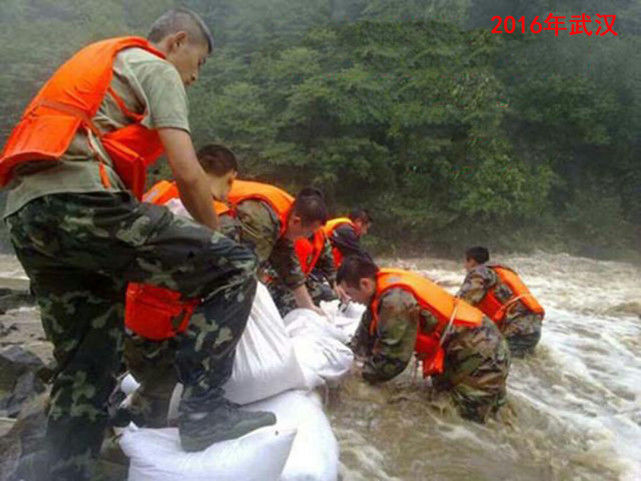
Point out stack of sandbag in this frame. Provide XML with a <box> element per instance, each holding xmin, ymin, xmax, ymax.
<box><xmin>120</xmin><ymin>282</ymin><xmax>348</xmax><ymax>481</ymax></box>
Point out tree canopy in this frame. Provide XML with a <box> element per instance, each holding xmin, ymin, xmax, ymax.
<box><xmin>1</xmin><ymin>0</ymin><xmax>639</xmax><ymax>259</ymax></box>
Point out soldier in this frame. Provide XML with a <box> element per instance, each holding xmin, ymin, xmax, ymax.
<box><xmin>323</xmin><ymin>208</ymin><xmax>373</xmax><ymax>268</ymax></box>
<box><xmin>266</xmin><ymin>226</ymin><xmax>337</xmax><ymax>317</ymax></box>
<box><xmin>337</xmin><ymin>256</ymin><xmax>510</xmax><ymax>423</ymax></box>
<box><xmin>0</xmin><ymin>10</ymin><xmax>275</xmax><ymax>481</ymax></box>
<box><xmin>221</xmin><ymin>182</ymin><xmax>329</xmax><ymax>315</ymax></box>
<box><xmin>457</xmin><ymin>246</ymin><xmax>545</xmax><ymax>357</ymax></box>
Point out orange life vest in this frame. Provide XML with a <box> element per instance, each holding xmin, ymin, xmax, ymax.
<box><xmin>322</xmin><ymin>217</ymin><xmax>355</xmax><ymax>267</ymax></box>
<box><xmin>370</xmin><ymin>268</ymin><xmax>484</xmax><ymax>377</ymax></box>
<box><xmin>125</xmin><ymin>179</ymin><xmax>294</xmax><ymax>339</ymax></box>
<box><xmin>142</xmin><ymin>180</ymin><xmax>229</xmax><ymax>215</ymax></box>
<box><xmin>476</xmin><ymin>264</ymin><xmax>545</xmax><ymax>324</ymax></box>
<box><xmin>0</xmin><ymin>37</ymin><xmax>167</xmax><ymax>199</ymax></box>
<box><xmin>226</xmin><ymin>180</ymin><xmax>294</xmax><ymax>237</ymax></box>
<box><xmin>295</xmin><ymin>229</ymin><xmax>327</xmax><ymax>275</ymax></box>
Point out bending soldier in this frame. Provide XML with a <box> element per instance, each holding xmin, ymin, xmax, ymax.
<box><xmin>457</xmin><ymin>246</ymin><xmax>545</xmax><ymax>357</ymax></box>
<box><xmin>337</xmin><ymin>256</ymin><xmax>511</xmax><ymax>423</ymax></box>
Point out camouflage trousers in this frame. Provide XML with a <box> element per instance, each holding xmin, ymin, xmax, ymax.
<box><xmin>500</xmin><ymin>312</ymin><xmax>543</xmax><ymax>357</ymax></box>
<box><xmin>433</xmin><ymin>317</ymin><xmax>511</xmax><ymax>423</ymax></box>
<box><xmin>267</xmin><ymin>274</ymin><xmax>337</xmax><ymax>317</ymax></box>
<box><xmin>5</xmin><ymin>192</ymin><xmax>257</xmax><ymax>481</ymax></box>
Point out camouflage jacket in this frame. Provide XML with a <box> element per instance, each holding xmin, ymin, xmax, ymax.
<box><xmin>457</xmin><ymin>264</ymin><xmax>530</xmax><ymax>319</ymax></box>
<box><xmin>354</xmin><ymin>286</ymin><xmax>508</xmax><ymax>386</ymax></box>
<box><xmin>221</xmin><ymin>199</ymin><xmax>305</xmax><ymax>289</ymax></box>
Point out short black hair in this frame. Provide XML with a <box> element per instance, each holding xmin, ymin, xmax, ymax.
<box><xmin>292</xmin><ymin>187</ymin><xmax>328</xmax><ymax>226</ymax></box>
<box><xmin>336</xmin><ymin>256</ymin><xmax>379</xmax><ymax>288</ymax></box>
<box><xmin>196</xmin><ymin>144</ymin><xmax>238</xmax><ymax>176</ymax></box>
<box><xmin>349</xmin><ymin>208</ymin><xmax>373</xmax><ymax>224</ymax></box>
<box><xmin>465</xmin><ymin>246</ymin><xmax>489</xmax><ymax>264</ymax></box>
<box><xmin>148</xmin><ymin>8</ymin><xmax>214</xmax><ymax>53</ymax></box>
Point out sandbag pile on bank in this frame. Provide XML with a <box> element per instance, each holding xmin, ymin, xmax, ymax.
<box><xmin>119</xmin><ymin>283</ymin><xmax>353</xmax><ymax>481</ymax></box>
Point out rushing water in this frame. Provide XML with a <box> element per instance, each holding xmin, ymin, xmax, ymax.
<box><xmin>332</xmin><ymin>253</ymin><xmax>641</xmax><ymax>481</ymax></box>
<box><xmin>1</xmin><ymin>252</ymin><xmax>640</xmax><ymax>481</ymax></box>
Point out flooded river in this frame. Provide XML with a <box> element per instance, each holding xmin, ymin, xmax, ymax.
<box><xmin>333</xmin><ymin>253</ymin><xmax>641</xmax><ymax>481</ymax></box>
<box><xmin>1</xmin><ymin>252</ymin><xmax>640</xmax><ymax>481</ymax></box>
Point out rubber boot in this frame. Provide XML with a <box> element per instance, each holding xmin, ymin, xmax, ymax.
<box><xmin>179</xmin><ymin>398</ymin><xmax>276</xmax><ymax>452</ymax></box>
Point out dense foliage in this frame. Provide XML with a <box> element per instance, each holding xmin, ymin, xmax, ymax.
<box><xmin>0</xmin><ymin>0</ymin><xmax>639</xmax><ymax>259</ymax></box>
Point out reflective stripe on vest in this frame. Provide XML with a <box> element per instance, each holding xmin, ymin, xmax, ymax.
<box><xmin>295</xmin><ymin>229</ymin><xmax>326</xmax><ymax>275</ymax></box>
<box><xmin>476</xmin><ymin>265</ymin><xmax>545</xmax><ymax>323</ymax></box>
<box><xmin>0</xmin><ymin>37</ymin><xmax>166</xmax><ymax>199</ymax></box>
<box><xmin>369</xmin><ymin>268</ymin><xmax>484</xmax><ymax>377</ymax></box>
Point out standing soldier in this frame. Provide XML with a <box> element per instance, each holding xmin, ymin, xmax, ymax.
<box><xmin>337</xmin><ymin>256</ymin><xmax>510</xmax><ymax>423</ymax></box>
<box><xmin>457</xmin><ymin>247</ymin><xmax>545</xmax><ymax>357</ymax></box>
<box><xmin>0</xmin><ymin>10</ymin><xmax>275</xmax><ymax>481</ymax></box>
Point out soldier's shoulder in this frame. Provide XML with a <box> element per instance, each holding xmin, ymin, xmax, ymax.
<box><xmin>380</xmin><ymin>287</ymin><xmax>418</xmax><ymax>311</ymax></box>
<box><xmin>475</xmin><ymin>264</ymin><xmax>499</xmax><ymax>281</ymax></box>
<box><xmin>237</xmin><ymin>199</ymin><xmax>279</xmax><ymax>226</ymax></box>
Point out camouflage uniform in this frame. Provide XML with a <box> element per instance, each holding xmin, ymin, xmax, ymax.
<box><xmin>351</xmin><ymin>287</ymin><xmax>510</xmax><ymax>423</ymax></box>
<box><xmin>266</xmin><ymin>236</ymin><xmax>337</xmax><ymax>317</ymax></box>
<box><xmin>457</xmin><ymin>264</ymin><xmax>543</xmax><ymax>357</ymax></box>
<box><xmin>5</xmin><ymin>192</ymin><xmax>257</xmax><ymax>481</ymax></box>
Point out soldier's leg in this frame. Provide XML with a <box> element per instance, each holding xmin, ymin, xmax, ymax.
<box><xmin>437</xmin><ymin>319</ymin><xmax>511</xmax><ymax>423</ymax></box>
<box><xmin>121</xmin><ymin>335</ymin><xmax>177</xmax><ymax>427</ymax></box>
<box><xmin>6</xmin><ymin>201</ymin><xmax>128</xmax><ymax>481</ymax></box>
<box><xmin>501</xmin><ymin>313</ymin><xmax>543</xmax><ymax>357</ymax></box>
<box><xmin>119</xmin><ymin>199</ymin><xmax>274</xmax><ymax>449</ymax></box>
<box><xmin>9</xmin><ymin>257</ymin><xmax>125</xmax><ymax>479</ymax></box>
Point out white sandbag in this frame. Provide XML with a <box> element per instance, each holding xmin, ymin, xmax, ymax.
<box><xmin>320</xmin><ymin>299</ymin><xmax>366</xmax><ymax>320</ymax></box>
<box><xmin>122</xmin><ymin>424</ymin><xmax>296</xmax><ymax>481</ymax></box>
<box><xmin>248</xmin><ymin>390</ymin><xmax>339</xmax><ymax>481</ymax></box>
<box><xmin>292</xmin><ymin>335</ymin><xmax>354</xmax><ymax>389</ymax></box>
<box><xmin>320</xmin><ymin>300</ymin><xmax>365</xmax><ymax>340</ymax></box>
<box><xmin>284</xmin><ymin>308</ymin><xmax>350</xmax><ymax>343</ymax></box>
<box><xmin>223</xmin><ymin>283</ymin><xmax>308</xmax><ymax>404</ymax></box>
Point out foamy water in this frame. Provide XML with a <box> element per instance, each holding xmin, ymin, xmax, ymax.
<box><xmin>333</xmin><ymin>252</ymin><xmax>641</xmax><ymax>481</ymax></box>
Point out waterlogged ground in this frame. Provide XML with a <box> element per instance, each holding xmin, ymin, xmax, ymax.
<box><xmin>332</xmin><ymin>253</ymin><xmax>641</xmax><ymax>481</ymax></box>
<box><xmin>1</xmin><ymin>253</ymin><xmax>640</xmax><ymax>480</ymax></box>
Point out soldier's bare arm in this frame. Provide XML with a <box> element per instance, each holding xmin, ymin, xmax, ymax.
<box><xmin>159</xmin><ymin>128</ymin><xmax>218</xmax><ymax>230</ymax></box>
